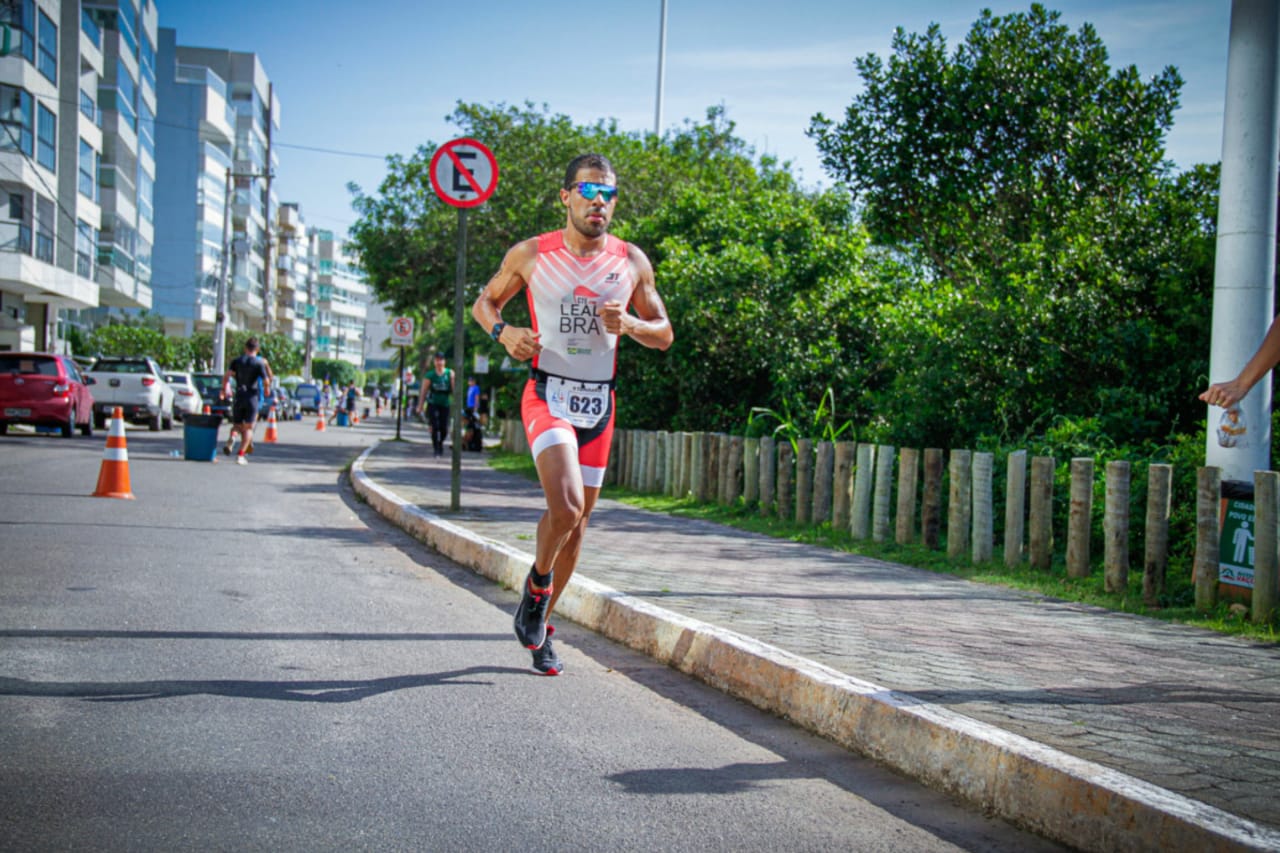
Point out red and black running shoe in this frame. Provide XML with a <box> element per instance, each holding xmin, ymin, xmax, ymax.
<box><xmin>513</xmin><ymin>573</ymin><xmax>552</xmax><ymax>650</ymax></box>
<box><xmin>531</xmin><ymin>624</ymin><xmax>563</xmax><ymax>676</ymax></box>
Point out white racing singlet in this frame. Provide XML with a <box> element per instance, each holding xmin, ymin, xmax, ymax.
<box><xmin>526</xmin><ymin>230</ymin><xmax>636</xmax><ymax>382</ymax></box>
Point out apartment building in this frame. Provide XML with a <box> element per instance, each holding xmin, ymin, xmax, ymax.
<box><xmin>150</xmin><ymin>26</ymin><xmax>233</xmax><ymax>338</ymax></box>
<box><xmin>86</xmin><ymin>0</ymin><xmax>156</xmax><ymax>323</ymax></box>
<box><xmin>311</xmin><ymin>228</ymin><xmax>366</xmax><ymax>368</ymax></box>
<box><xmin>274</xmin><ymin>200</ymin><xmax>308</xmax><ymax>346</ymax></box>
<box><xmin>160</xmin><ymin>38</ymin><xmax>278</xmax><ymax>337</ymax></box>
<box><xmin>0</xmin><ymin>0</ymin><xmax>154</xmax><ymax>352</ymax></box>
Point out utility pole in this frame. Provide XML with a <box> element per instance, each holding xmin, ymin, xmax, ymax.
<box><xmin>303</xmin><ymin>229</ymin><xmax>314</xmax><ymax>381</ymax></box>
<box><xmin>214</xmin><ymin>165</ymin><xmax>273</xmax><ymax>375</ymax></box>
<box><xmin>213</xmin><ymin>167</ymin><xmax>232</xmax><ymax>375</ymax></box>
<box><xmin>261</xmin><ymin>84</ymin><xmax>275</xmax><ymax>333</ymax></box>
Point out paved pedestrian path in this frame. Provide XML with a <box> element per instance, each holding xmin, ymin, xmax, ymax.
<box><xmin>356</xmin><ymin>437</ymin><xmax>1280</xmax><ymax>851</ymax></box>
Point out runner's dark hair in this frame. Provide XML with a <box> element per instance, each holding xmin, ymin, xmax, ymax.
<box><xmin>563</xmin><ymin>154</ymin><xmax>615</xmax><ymax>189</ymax></box>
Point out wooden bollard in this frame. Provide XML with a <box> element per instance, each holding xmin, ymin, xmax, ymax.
<box><xmin>896</xmin><ymin>448</ymin><xmax>919</xmax><ymax>545</ymax></box>
<box><xmin>851</xmin><ymin>443</ymin><xmax>875</xmax><ymax>539</ymax></box>
<box><xmin>1067</xmin><ymin>458</ymin><xmax>1094</xmax><ymax>579</ymax></box>
<box><xmin>681</xmin><ymin>432</ymin><xmax>695</xmax><ymax>498</ymax></box>
<box><xmin>1254</xmin><ymin>471</ymin><xmax>1278</xmax><ymax>624</ymax></box>
<box><xmin>777</xmin><ymin>441</ymin><xmax>795</xmax><ymax>521</ymax></box>
<box><xmin>691</xmin><ymin>432</ymin><xmax>707</xmax><ymax>502</ymax></box>
<box><xmin>872</xmin><ymin>444</ymin><xmax>894</xmax><ymax>542</ymax></box>
<box><xmin>727</xmin><ymin>436</ymin><xmax>744</xmax><ymax>506</ymax></box>
<box><xmin>1029</xmin><ymin>456</ymin><xmax>1055</xmax><ymax>570</ymax></box>
<box><xmin>922</xmin><ymin>448</ymin><xmax>944</xmax><ymax>549</ymax></box>
<box><xmin>706</xmin><ymin>433</ymin><xmax>722</xmax><ymax>503</ymax></box>
<box><xmin>759</xmin><ymin>436</ymin><xmax>776</xmax><ymax>516</ymax></box>
<box><xmin>814</xmin><ymin>441</ymin><xmax>834</xmax><ymax>525</ymax></box>
<box><xmin>643</xmin><ymin>431</ymin><xmax>659</xmax><ymax>493</ymax></box>
<box><xmin>1104</xmin><ymin>461</ymin><xmax>1130</xmax><ymax>592</ymax></box>
<box><xmin>744</xmin><ymin>437</ymin><xmax>760</xmax><ymax>505</ymax></box>
<box><xmin>833</xmin><ymin>442</ymin><xmax>855</xmax><ymax>532</ymax></box>
<box><xmin>1143</xmin><ymin>464</ymin><xmax>1172</xmax><ymax>607</ymax></box>
<box><xmin>1194</xmin><ymin>467</ymin><xmax>1221</xmax><ymax>612</ymax></box>
<box><xmin>1004</xmin><ymin>450</ymin><xmax>1027</xmax><ymax>567</ymax></box>
<box><xmin>796</xmin><ymin>439</ymin><xmax>814</xmax><ymax>525</ymax></box>
<box><xmin>972</xmin><ymin>451</ymin><xmax>994</xmax><ymax>563</ymax></box>
<box><xmin>947</xmin><ymin>450</ymin><xmax>972</xmax><ymax>559</ymax></box>
<box><xmin>717</xmin><ymin>434</ymin><xmax>732</xmax><ymax>505</ymax></box>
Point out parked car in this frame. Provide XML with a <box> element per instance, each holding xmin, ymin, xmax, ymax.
<box><xmin>294</xmin><ymin>382</ymin><xmax>321</xmax><ymax>414</ymax></box>
<box><xmin>86</xmin><ymin>356</ymin><xmax>175</xmax><ymax>431</ymax></box>
<box><xmin>0</xmin><ymin>352</ymin><xmax>96</xmax><ymax>437</ymax></box>
<box><xmin>262</xmin><ymin>387</ymin><xmax>298</xmax><ymax>420</ymax></box>
<box><xmin>191</xmin><ymin>373</ymin><xmax>231</xmax><ymax>421</ymax></box>
<box><xmin>164</xmin><ymin>371</ymin><xmax>204</xmax><ymax>420</ymax></box>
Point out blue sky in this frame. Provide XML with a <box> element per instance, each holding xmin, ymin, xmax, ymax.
<box><xmin>158</xmin><ymin>0</ymin><xmax>1229</xmax><ymax>236</ymax></box>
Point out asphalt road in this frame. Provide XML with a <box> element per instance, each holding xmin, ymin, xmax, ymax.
<box><xmin>0</xmin><ymin>420</ymin><xmax>1065</xmax><ymax>852</ymax></box>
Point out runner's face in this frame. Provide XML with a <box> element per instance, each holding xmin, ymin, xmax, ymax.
<box><xmin>562</xmin><ymin>167</ymin><xmax>616</xmax><ymax>239</ymax></box>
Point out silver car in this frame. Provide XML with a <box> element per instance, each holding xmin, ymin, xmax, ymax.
<box><xmin>164</xmin><ymin>372</ymin><xmax>204</xmax><ymax>420</ymax></box>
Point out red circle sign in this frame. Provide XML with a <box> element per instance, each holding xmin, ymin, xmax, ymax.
<box><xmin>429</xmin><ymin>138</ymin><xmax>499</xmax><ymax>208</ymax></box>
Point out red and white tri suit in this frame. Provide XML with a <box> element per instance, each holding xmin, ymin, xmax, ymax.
<box><xmin>521</xmin><ymin>230</ymin><xmax>636</xmax><ymax>488</ymax></box>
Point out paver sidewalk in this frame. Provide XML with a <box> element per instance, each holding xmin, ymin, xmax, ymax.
<box><xmin>360</xmin><ymin>439</ymin><xmax>1280</xmax><ymax>838</ymax></box>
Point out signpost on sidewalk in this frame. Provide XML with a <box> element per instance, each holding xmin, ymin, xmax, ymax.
<box><xmin>429</xmin><ymin>138</ymin><xmax>499</xmax><ymax>510</ymax></box>
<box><xmin>390</xmin><ymin>316</ymin><xmax>413</xmax><ymax>441</ymax></box>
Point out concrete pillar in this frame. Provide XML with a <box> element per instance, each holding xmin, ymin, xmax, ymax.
<box><xmin>1206</xmin><ymin>0</ymin><xmax>1280</xmax><ymax>480</ymax></box>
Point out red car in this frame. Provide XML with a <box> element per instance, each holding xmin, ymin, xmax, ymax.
<box><xmin>0</xmin><ymin>352</ymin><xmax>96</xmax><ymax>437</ymax></box>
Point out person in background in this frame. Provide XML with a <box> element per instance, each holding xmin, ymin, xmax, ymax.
<box><xmin>1200</xmin><ymin>316</ymin><xmax>1280</xmax><ymax>409</ymax></box>
<box><xmin>221</xmin><ymin>337</ymin><xmax>274</xmax><ymax>465</ymax></box>
<box><xmin>415</xmin><ymin>352</ymin><xmax>454</xmax><ymax>458</ymax></box>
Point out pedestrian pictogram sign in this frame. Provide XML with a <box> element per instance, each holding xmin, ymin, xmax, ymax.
<box><xmin>429</xmin><ymin>138</ymin><xmax>499</xmax><ymax>208</ymax></box>
<box><xmin>390</xmin><ymin>316</ymin><xmax>414</xmax><ymax>346</ymax></box>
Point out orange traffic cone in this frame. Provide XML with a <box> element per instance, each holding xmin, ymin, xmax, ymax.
<box><xmin>92</xmin><ymin>407</ymin><xmax>135</xmax><ymax>499</ymax></box>
<box><xmin>264</xmin><ymin>407</ymin><xmax>279</xmax><ymax>443</ymax></box>
<box><xmin>352</xmin><ymin>410</ymin><xmax>359</xmax><ymax>425</ymax></box>
<box><xmin>315</xmin><ymin>406</ymin><xmax>326</xmax><ymax>432</ymax></box>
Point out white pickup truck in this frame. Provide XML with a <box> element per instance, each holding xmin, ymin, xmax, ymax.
<box><xmin>86</xmin><ymin>356</ymin><xmax>176</xmax><ymax>431</ymax></box>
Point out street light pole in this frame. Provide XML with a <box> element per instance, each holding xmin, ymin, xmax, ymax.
<box><xmin>654</xmin><ymin>0</ymin><xmax>668</xmax><ymax>137</ymax></box>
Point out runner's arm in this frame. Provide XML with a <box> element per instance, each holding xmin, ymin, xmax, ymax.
<box><xmin>601</xmin><ymin>245</ymin><xmax>673</xmax><ymax>350</ymax></box>
<box><xmin>471</xmin><ymin>240</ymin><xmax>541</xmax><ymax>362</ymax></box>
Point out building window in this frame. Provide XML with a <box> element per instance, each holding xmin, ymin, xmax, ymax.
<box><xmin>111</xmin><ymin>58</ymin><xmax>137</xmax><ymax>130</ymax></box>
<box><xmin>36</xmin><ymin>10</ymin><xmax>55</xmax><ymax>84</ymax></box>
<box><xmin>138</xmin><ymin>33</ymin><xmax>155</xmax><ymax>93</ymax></box>
<box><xmin>35</xmin><ymin>195</ymin><xmax>53</xmax><ymax>262</ymax></box>
<box><xmin>78</xmin><ymin>139</ymin><xmax>96</xmax><ymax>200</ymax></box>
<box><xmin>76</xmin><ymin>220</ymin><xmax>94</xmax><ymax>278</ymax></box>
<box><xmin>137</xmin><ymin>100</ymin><xmax>154</xmax><ymax>159</ymax></box>
<box><xmin>0</xmin><ymin>0</ymin><xmax>35</xmax><ymax>64</ymax></box>
<box><xmin>117</xmin><ymin>0</ymin><xmax>138</xmax><ymax>57</ymax></box>
<box><xmin>36</xmin><ymin>104</ymin><xmax>55</xmax><ymax>172</ymax></box>
<box><xmin>0</xmin><ymin>86</ymin><xmax>33</xmax><ymax>157</ymax></box>
<box><xmin>80</xmin><ymin>7</ymin><xmax>100</xmax><ymax>50</ymax></box>
<box><xmin>137</xmin><ymin>163</ymin><xmax>152</xmax><ymax>224</ymax></box>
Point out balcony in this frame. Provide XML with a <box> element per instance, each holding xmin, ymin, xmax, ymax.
<box><xmin>277</xmin><ymin>204</ymin><xmax>300</xmax><ymax>233</ymax></box>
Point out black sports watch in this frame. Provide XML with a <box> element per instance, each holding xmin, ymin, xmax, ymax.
<box><xmin>490</xmin><ymin>322</ymin><xmax>506</xmax><ymax>342</ymax></box>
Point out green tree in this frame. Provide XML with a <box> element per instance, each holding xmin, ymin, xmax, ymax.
<box><xmin>808</xmin><ymin>4</ymin><xmax>1204</xmax><ymax>446</ymax></box>
<box><xmin>312</xmin><ymin>358</ymin><xmax>358</xmax><ymax>387</ymax></box>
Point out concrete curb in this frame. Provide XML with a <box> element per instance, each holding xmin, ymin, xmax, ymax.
<box><xmin>352</xmin><ymin>442</ymin><xmax>1280</xmax><ymax>853</ymax></box>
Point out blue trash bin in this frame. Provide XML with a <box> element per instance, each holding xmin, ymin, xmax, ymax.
<box><xmin>336</xmin><ymin>410</ymin><xmax>350</xmax><ymax>427</ymax></box>
<box><xmin>183</xmin><ymin>413</ymin><xmax>221</xmax><ymax>461</ymax></box>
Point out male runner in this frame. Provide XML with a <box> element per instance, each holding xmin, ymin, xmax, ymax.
<box><xmin>220</xmin><ymin>337</ymin><xmax>274</xmax><ymax>466</ymax></box>
<box><xmin>471</xmin><ymin>153</ymin><xmax>673</xmax><ymax>675</ymax></box>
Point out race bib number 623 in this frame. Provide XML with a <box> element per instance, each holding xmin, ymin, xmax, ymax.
<box><xmin>545</xmin><ymin>376</ymin><xmax>609</xmax><ymax>429</ymax></box>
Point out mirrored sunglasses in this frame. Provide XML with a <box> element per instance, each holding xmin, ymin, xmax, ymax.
<box><xmin>576</xmin><ymin>182</ymin><xmax>618</xmax><ymax>202</ymax></box>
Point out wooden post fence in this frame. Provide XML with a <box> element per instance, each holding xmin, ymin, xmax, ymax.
<box><xmin>1067</xmin><ymin>458</ymin><xmax>1093</xmax><ymax>579</ymax></box>
<box><xmin>1104</xmin><ymin>460</ymin><xmax>1130</xmax><ymax>593</ymax></box>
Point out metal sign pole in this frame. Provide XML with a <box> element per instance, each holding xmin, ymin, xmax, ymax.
<box><xmin>451</xmin><ymin>207</ymin><xmax>468</xmax><ymax>511</ymax></box>
<box><xmin>395</xmin><ymin>346</ymin><xmax>405</xmax><ymax>441</ymax></box>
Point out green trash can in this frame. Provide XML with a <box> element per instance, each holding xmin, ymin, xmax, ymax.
<box><xmin>183</xmin><ymin>413</ymin><xmax>222</xmax><ymax>461</ymax></box>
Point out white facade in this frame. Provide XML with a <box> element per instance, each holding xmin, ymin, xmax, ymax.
<box><xmin>0</xmin><ymin>0</ymin><xmax>154</xmax><ymax>352</ymax></box>
<box><xmin>311</xmin><ymin>228</ymin><xmax>366</xmax><ymax>368</ymax></box>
